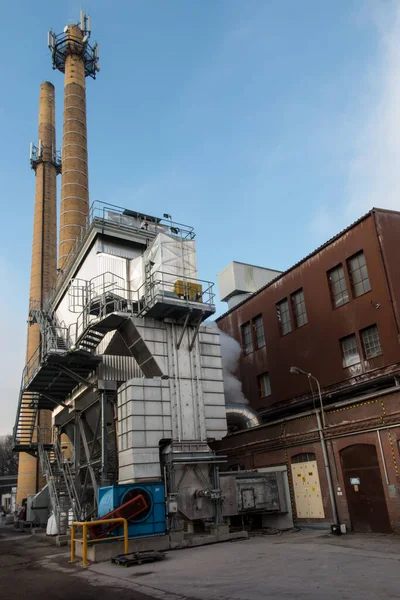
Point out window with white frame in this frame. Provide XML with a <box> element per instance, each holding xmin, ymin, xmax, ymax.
<box><xmin>347</xmin><ymin>251</ymin><xmax>371</xmax><ymax>298</ymax></box>
<box><xmin>328</xmin><ymin>264</ymin><xmax>349</xmax><ymax>308</ymax></box>
<box><xmin>340</xmin><ymin>334</ymin><xmax>360</xmax><ymax>367</ymax></box>
<box><xmin>361</xmin><ymin>324</ymin><xmax>382</xmax><ymax>359</ymax></box>
<box><xmin>276</xmin><ymin>298</ymin><xmax>292</xmax><ymax>335</ymax></box>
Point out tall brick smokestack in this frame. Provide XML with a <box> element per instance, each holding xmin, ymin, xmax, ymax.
<box><xmin>48</xmin><ymin>13</ymin><xmax>99</xmax><ymax>270</ymax></box>
<box><xmin>16</xmin><ymin>82</ymin><xmax>59</xmax><ymax>503</ymax></box>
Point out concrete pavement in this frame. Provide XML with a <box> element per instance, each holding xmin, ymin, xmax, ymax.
<box><xmin>87</xmin><ymin>530</ymin><xmax>400</xmax><ymax>600</ymax></box>
<box><xmin>2</xmin><ymin>525</ymin><xmax>400</xmax><ymax>600</ymax></box>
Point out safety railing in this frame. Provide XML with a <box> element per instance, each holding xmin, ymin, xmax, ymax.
<box><xmin>52</xmin><ymin>200</ymin><xmax>196</xmax><ymax>302</ymax></box>
<box><xmin>35</xmin><ymin>426</ymin><xmax>54</xmax><ymax>446</ymax></box>
<box><xmin>91</xmin><ymin>201</ymin><xmax>195</xmax><ymax>240</ymax></box>
<box><xmin>89</xmin><ymin>272</ymin><xmax>128</xmax><ymax>301</ymax></box>
<box><xmin>70</xmin><ymin>518</ymin><xmax>128</xmax><ymax>567</ymax></box>
<box><xmin>68</xmin><ymin>278</ymin><xmax>90</xmax><ymax>314</ymax></box>
<box><xmin>71</xmin><ymin>272</ymin><xmax>133</xmax><ymax>345</ymax></box>
<box><xmin>23</xmin><ymin>346</ymin><xmax>42</xmax><ymax>387</ymax></box>
<box><xmin>28</xmin><ymin>299</ymin><xmax>71</xmax><ymax>357</ymax></box>
<box><xmin>137</xmin><ymin>270</ymin><xmax>215</xmax><ymax>314</ymax></box>
<box><xmin>22</xmin><ymin>323</ymin><xmax>70</xmax><ymax>387</ymax></box>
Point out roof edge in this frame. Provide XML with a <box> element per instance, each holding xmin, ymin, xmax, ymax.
<box><xmin>216</xmin><ymin>208</ymin><xmax>381</xmax><ymax>321</ymax></box>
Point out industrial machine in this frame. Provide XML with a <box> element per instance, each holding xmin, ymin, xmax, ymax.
<box><xmin>220</xmin><ymin>471</ymin><xmax>287</xmax><ymax>517</ymax></box>
<box><xmin>97</xmin><ymin>483</ymin><xmax>166</xmax><ymax>538</ymax></box>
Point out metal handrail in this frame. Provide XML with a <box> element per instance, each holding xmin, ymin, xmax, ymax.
<box><xmin>53</xmin><ymin>438</ymin><xmax>81</xmax><ymax>520</ymax></box>
<box><xmin>70</xmin><ymin>518</ymin><xmax>129</xmax><ymax>567</ymax></box>
<box><xmin>50</xmin><ymin>200</ymin><xmax>196</xmax><ymax>303</ymax></box>
<box><xmin>12</xmin><ymin>372</ymin><xmax>39</xmax><ymax>448</ymax></box>
<box><xmin>23</xmin><ymin>322</ymin><xmax>70</xmax><ymax>386</ymax></box>
<box><xmin>71</xmin><ymin>272</ymin><xmax>134</xmax><ymax>346</ymax></box>
<box><xmin>37</xmin><ymin>439</ymin><xmax>62</xmax><ymax>532</ymax></box>
<box><xmin>137</xmin><ymin>270</ymin><xmax>215</xmax><ymax>314</ymax></box>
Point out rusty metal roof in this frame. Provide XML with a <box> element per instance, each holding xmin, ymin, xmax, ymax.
<box><xmin>216</xmin><ymin>207</ymin><xmax>400</xmax><ymax>321</ymax></box>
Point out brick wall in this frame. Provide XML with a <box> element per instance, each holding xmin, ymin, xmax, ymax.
<box><xmin>213</xmin><ymin>389</ymin><xmax>400</xmax><ymax>532</ymax></box>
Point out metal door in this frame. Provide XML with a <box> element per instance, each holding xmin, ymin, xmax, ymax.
<box><xmin>340</xmin><ymin>444</ymin><xmax>391</xmax><ymax>533</ymax></box>
<box><xmin>291</xmin><ymin>460</ymin><xmax>325</xmax><ymax>519</ymax></box>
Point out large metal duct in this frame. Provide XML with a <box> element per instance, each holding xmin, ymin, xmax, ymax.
<box><xmin>17</xmin><ymin>82</ymin><xmax>59</xmax><ymax>503</ymax></box>
<box><xmin>225</xmin><ymin>404</ymin><xmax>261</xmax><ymax>430</ymax></box>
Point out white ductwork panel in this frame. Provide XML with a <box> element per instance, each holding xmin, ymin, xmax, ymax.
<box><xmin>130</xmin><ymin>255</ymin><xmax>144</xmax><ymax>293</ymax></box>
<box><xmin>117</xmin><ymin>321</ymin><xmax>227</xmax><ymax>483</ymax></box>
<box><xmin>145</xmin><ymin>232</ymin><xmax>198</xmax><ymax>279</ymax></box>
<box><xmin>118</xmin><ymin>378</ymin><xmax>172</xmax><ymax>482</ymax></box>
<box><xmin>218</xmin><ymin>261</ymin><xmax>282</xmax><ymax>307</ymax></box>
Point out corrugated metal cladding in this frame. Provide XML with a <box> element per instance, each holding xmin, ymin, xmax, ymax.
<box><xmin>97</xmin><ymin>253</ymin><xmax>127</xmax><ymax>280</ymax></box>
<box><xmin>97</xmin><ymin>238</ymin><xmax>142</xmax><ymax>260</ymax></box>
<box><xmin>98</xmin><ymin>355</ymin><xmax>143</xmax><ymax>381</ymax></box>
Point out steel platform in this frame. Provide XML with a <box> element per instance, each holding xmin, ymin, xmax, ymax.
<box><xmin>24</xmin><ymin>350</ymin><xmax>102</xmax><ymax>408</ymax></box>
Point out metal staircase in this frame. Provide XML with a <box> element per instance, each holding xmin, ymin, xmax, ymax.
<box><xmin>37</xmin><ymin>437</ymin><xmax>81</xmax><ymax>532</ymax></box>
<box><xmin>74</xmin><ymin>286</ymin><xmax>131</xmax><ymax>352</ymax></box>
<box><xmin>13</xmin><ymin>383</ymin><xmax>39</xmax><ymax>453</ymax></box>
<box><xmin>29</xmin><ymin>300</ymin><xmax>69</xmax><ymax>355</ymax></box>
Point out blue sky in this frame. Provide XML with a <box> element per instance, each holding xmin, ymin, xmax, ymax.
<box><xmin>1</xmin><ymin>0</ymin><xmax>399</xmax><ymax>434</ymax></box>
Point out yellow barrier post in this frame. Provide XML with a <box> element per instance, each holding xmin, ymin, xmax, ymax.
<box><xmin>70</xmin><ymin>523</ymin><xmax>76</xmax><ymax>563</ymax></box>
<box><xmin>82</xmin><ymin>523</ymin><xmax>88</xmax><ymax>567</ymax></box>
<box><xmin>123</xmin><ymin>518</ymin><xmax>129</xmax><ymax>555</ymax></box>
<box><xmin>70</xmin><ymin>518</ymin><xmax>129</xmax><ymax>567</ymax></box>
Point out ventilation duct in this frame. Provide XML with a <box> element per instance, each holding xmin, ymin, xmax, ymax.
<box><xmin>225</xmin><ymin>404</ymin><xmax>261</xmax><ymax>430</ymax></box>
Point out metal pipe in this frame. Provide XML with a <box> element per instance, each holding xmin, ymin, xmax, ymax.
<box><xmin>290</xmin><ymin>367</ymin><xmax>326</xmax><ymax>428</ymax></box>
<box><xmin>225</xmin><ymin>404</ymin><xmax>261</xmax><ymax>430</ymax></box>
<box><xmin>377</xmin><ymin>430</ymin><xmax>389</xmax><ymax>485</ymax></box>
<box><xmin>316</xmin><ymin>411</ymin><xmax>339</xmax><ymax>524</ymax></box>
<box><xmin>226</xmin><ymin>384</ymin><xmax>400</xmax><ymax>440</ymax></box>
<box><xmin>222</xmin><ymin>419</ymin><xmax>400</xmax><ymax>453</ymax></box>
<box><xmin>74</xmin><ymin>413</ymin><xmax>81</xmax><ymax>494</ymax></box>
<box><xmin>101</xmin><ymin>391</ymin><xmax>108</xmax><ymax>486</ymax></box>
<box><xmin>312</xmin><ymin>376</ymin><xmax>325</xmax><ymax>429</ymax></box>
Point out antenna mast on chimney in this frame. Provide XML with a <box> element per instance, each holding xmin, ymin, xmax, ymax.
<box><xmin>48</xmin><ymin>12</ymin><xmax>100</xmax><ymax>272</ymax></box>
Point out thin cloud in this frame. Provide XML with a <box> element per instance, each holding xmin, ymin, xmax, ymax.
<box><xmin>309</xmin><ymin>1</ymin><xmax>400</xmax><ymax>239</ymax></box>
<box><xmin>346</xmin><ymin>2</ymin><xmax>400</xmax><ymax>219</ymax></box>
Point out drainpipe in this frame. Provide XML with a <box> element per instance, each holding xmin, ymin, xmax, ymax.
<box><xmin>101</xmin><ymin>391</ymin><xmax>108</xmax><ymax>486</ymax></box>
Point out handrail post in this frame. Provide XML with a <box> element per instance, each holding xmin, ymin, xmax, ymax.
<box><xmin>82</xmin><ymin>523</ymin><xmax>88</xmax><ymax>567</ymax></box>
<box><xmin>123</xmin><ymin>518</ymin><xmax>128</xmax><ymax>554</ymax></box>
<box><xmin>70</xmin><ymin>524</ymin><xmax>76</xmax><ymax>563</ymax></box>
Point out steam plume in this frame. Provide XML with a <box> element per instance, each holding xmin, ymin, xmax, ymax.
<box><xmin>218</xmin><ymin>328</ymin><xmax>248</xmax><ymax>404</ymax></box>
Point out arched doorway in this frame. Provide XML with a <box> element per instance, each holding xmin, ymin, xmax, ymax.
<box><xmin>340</xmin><ymin>444</ymin><xmax>391</xmax><ymax>533</ymax></box>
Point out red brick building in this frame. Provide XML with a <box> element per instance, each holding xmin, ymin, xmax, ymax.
<box><xmin>214</xmin><ymin>208</ymin><xmax>400</xmax><ymax>533</ymax></box>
